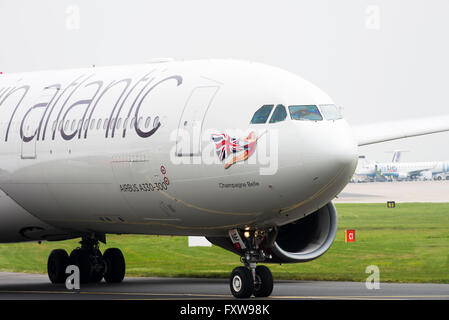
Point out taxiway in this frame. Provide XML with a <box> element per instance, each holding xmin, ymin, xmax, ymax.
<box><xmin>0</xmin><ymin>272</ymin><xmax>447</xmax><ymax>300</ymax></box>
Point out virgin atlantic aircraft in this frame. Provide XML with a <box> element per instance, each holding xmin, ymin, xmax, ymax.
<box><xmin>0</xmin><ymin>59</ymin><xmax>448</xmax><ymax>298</ymax></box>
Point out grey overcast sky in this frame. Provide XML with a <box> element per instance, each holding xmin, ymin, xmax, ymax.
<box><xmin>1</xmin><ymin>0</ymin><xmax>448</xmax><ymax>163</ymax></box>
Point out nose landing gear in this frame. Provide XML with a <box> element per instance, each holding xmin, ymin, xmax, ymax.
<box><xmin>253</xmin><ymin>265</ymin><xmax>274</xmax><ymax>297</ymax></box>
<box><xmin>47</xmin><ymin>234</ymin><xmax>125</xmax><ymax>285</ymax></box>
<box><xmin>228</xmin><ymin>229</ymin><xmax>274</xmax><ymax>298</ymax></box>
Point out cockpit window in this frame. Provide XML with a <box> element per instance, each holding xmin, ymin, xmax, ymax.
<box><xmin>288</xmin><ymin>105</ymin><xmax>323</xmax><ymax>121</ymax></box>
<box><xmin>269</xmin><ymin>104</ymin><xmax>287</xmax><ymax>123</ymax></box>
<box><xmin>319</xmin><ymin>104</ymin><xmax>343</xmax><ymax>120</ymax></box>
<box><xmin>250</xmin><ymin>104</ymin><xmax>274</xmax><ymax>124</ymax></box>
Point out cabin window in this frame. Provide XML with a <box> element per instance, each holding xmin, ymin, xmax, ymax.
<box><xmin>319</xmin><ymin>104</ymin><xmax>342</xmax><ymax>120</ymax></box>
<box><xmin>103</xmin><ymin>118</ymin><xmax>109</xmax><ymax>130</ymax></box>
<box><xmin>250</xmin><ymin>105</ymin><xmax>274</xmax><ymax>124</ymax></box>
<box><xmin>96</xmin><ymin>119</ymin><xmax>102</xmax><ymax>130</ymax></box>
<box><xmin>71</xmin><ymin>120</ymin><xmax>76</xmax><ymax>131</ymax></box>
<box><xmin>145</xmin><ymin>116</ymin><xmax>151</xmax><ymax>128</ymax></box>
<box><xmin>288</xmin><ymin>105</ymin><xmax>323</xmax><ymax>121</ymax></box>
<box><xmin>137</xmin><ymin>117</ymin><xmax>143</xmax><ymax>129</ymax></box>
<box><xmin>116</xmin><ymin>118</ymin><xmax>122</xmax><ymax>129</ymax></box>
<box><xmin>269</xmin><ymin>104</ymin><xmax>287</xmax><ymax>123</ymax></box>
<box><xmin>130</xmin><ymin>117</ymin><xmax>136</xmax><ymax>129</ymax></box>
<box><xmin>90</xmin><ymin>119</ymin><xmax>95</xmax><ymax>130</ymax></box>
<box><xmin>123</xmin><ymin>118</ymin><xmax>129</xmax><ymax>129</ymax></box>
<box><xmin>153</xmin><ymin>116</ymin><xmax>160</xmax><ymax>128</ymax></box>
<box><xmin>64</xmin><ymin>120</ymin><xmax>69</xmax><ymax>131</ymax></box>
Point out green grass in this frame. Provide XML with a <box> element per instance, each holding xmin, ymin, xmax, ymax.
<box><xmin>1</xmin><ymin>203</ymin><xmax>449</xmax><ymax>283</ymax></box>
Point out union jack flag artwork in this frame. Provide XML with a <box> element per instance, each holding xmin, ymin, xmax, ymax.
<box><xmin>211</xmin><ymin>131</ymin><xmax>259</xmax><ymax>169</ymax></box>
<box><xmin>211</xmin><ymin>133</ymin><xmax>246</xmax><ymax>160</ymax></box>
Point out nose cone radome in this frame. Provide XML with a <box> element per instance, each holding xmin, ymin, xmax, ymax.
<box><xmin>298</xmin><ymin>120</ymin><xmax>357</xmax><ymax>202</ymax></box>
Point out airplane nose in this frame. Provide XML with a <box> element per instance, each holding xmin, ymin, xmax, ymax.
<box><xmin>299</xmin><ymin>121</ymin><xmax>357</xmax><ymax>197</ymax></box>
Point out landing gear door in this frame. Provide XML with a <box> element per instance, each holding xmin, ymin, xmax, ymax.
<box><xmin>176</xmin><ymin>86</ymin><xmax>219</xmax><ymax>156</ymax></box>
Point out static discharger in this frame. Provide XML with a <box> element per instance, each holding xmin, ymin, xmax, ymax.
<box><xmin>345</xmin><ymin>229</ymin><xmax>355</xmax><ymax>243</ymax></box>
<box><xmin>387</xmin><ymin>201</ymin><xmax>396</xmax><ymax>208</ymax></box>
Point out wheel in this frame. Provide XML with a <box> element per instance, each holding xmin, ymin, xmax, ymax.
<box><xmin>90</xmin><ymin>249</ymin><xmax>104</xmax><ymax>283</ymax></box>
<box><xmin>47</xmin><ymin>249</ymin><xmax>70</xmax><ymax>284</ymax></box>
<box><xmin>70</xmin><ymin>248</ymin><xmax>93</xmax><ymax>284</ymax></box>
<box><xmin>230</xmin><ymin>266</ymin><xmax>254</xmax><ymax>298</ymax></box>
<box><xmin>103</xmin><ymin>248</ymin><xmax>126</xmax><ymax>283</ymax></box>
<box><xmin>253</xmin><ymin>265</ymin><xmax>273</xmax><ymax>297</ymax></box>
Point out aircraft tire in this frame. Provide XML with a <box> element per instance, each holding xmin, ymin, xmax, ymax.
<box><xmin>70</xmin><ymin>248</ymin><xmax>93</xmax><ymax>284</ymax></box>
<box><xmin>47</xmin><ymin>249</ymin><xmax>70</xmax><ymax>284</ymax></box>
<box><xmin>90</xmin><ymin>249</ymin><xmax>104</xmax><ymax>283</ymax></box>
<box><xmin>230</xmin><ymin>266</ymin><xmax>254</xmax><ymax>298</ymax></box>
<box><xmin>103</xmin><ymin>248</ymin><xmax>126</xmax><ymax>283</ymax></box>
<box><xmin>253</xmin><ymin>265</ymin><xmax>273</xmax><ymax>297</ymax></box>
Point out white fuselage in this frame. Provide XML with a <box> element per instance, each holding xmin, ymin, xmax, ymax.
<box><xmin>0</xmin><ymin>60</ymin><xmax>357</xmax><ymax>242</ymax></box>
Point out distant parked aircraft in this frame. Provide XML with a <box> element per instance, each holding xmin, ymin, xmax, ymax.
<box><xmin>352</xmin><ymin>151</ymin><xmax>402</xmax><ymax>182</ymax></box>
<box><xmin>352</xmin><ymin>151</ymin><xmax>449</xmax><ymax>182</ymax></box>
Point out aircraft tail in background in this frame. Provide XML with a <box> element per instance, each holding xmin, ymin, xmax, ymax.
<box><xmin>389</xmin><ymin>150</ymin><xmax>409</xmax><ymax>163</ymax></box>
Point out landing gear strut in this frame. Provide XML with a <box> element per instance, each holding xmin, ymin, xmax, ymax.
<box><xmin>229</xmin><ymin>229</ymin><xmax>274</xmax><ymax>298</ymax></box>
<box><xmin>47</xmin><ymin>234</ymin><xmax>125</xmax><ymax>285</ymax></box>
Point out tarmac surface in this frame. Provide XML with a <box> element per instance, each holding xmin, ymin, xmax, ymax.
<box><xmin>335</xmin><ymin>180</ymin><xmax>449</xmax><ymax>203</ymax></box>
<box><xmin>0</xmin><ymin>272</ymin><xmax>448</xmax><ymax>300</ymax></box>
<box><xmin>2</xmin><ymin>181</ymin><xmax>449</xmax><ymax>301</ymax></box>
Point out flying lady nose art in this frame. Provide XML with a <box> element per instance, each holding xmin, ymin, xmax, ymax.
<box><xmin>211</xmin><ymin>131</ymin><xmax>259</xmax><ymax>169</ymax></box>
